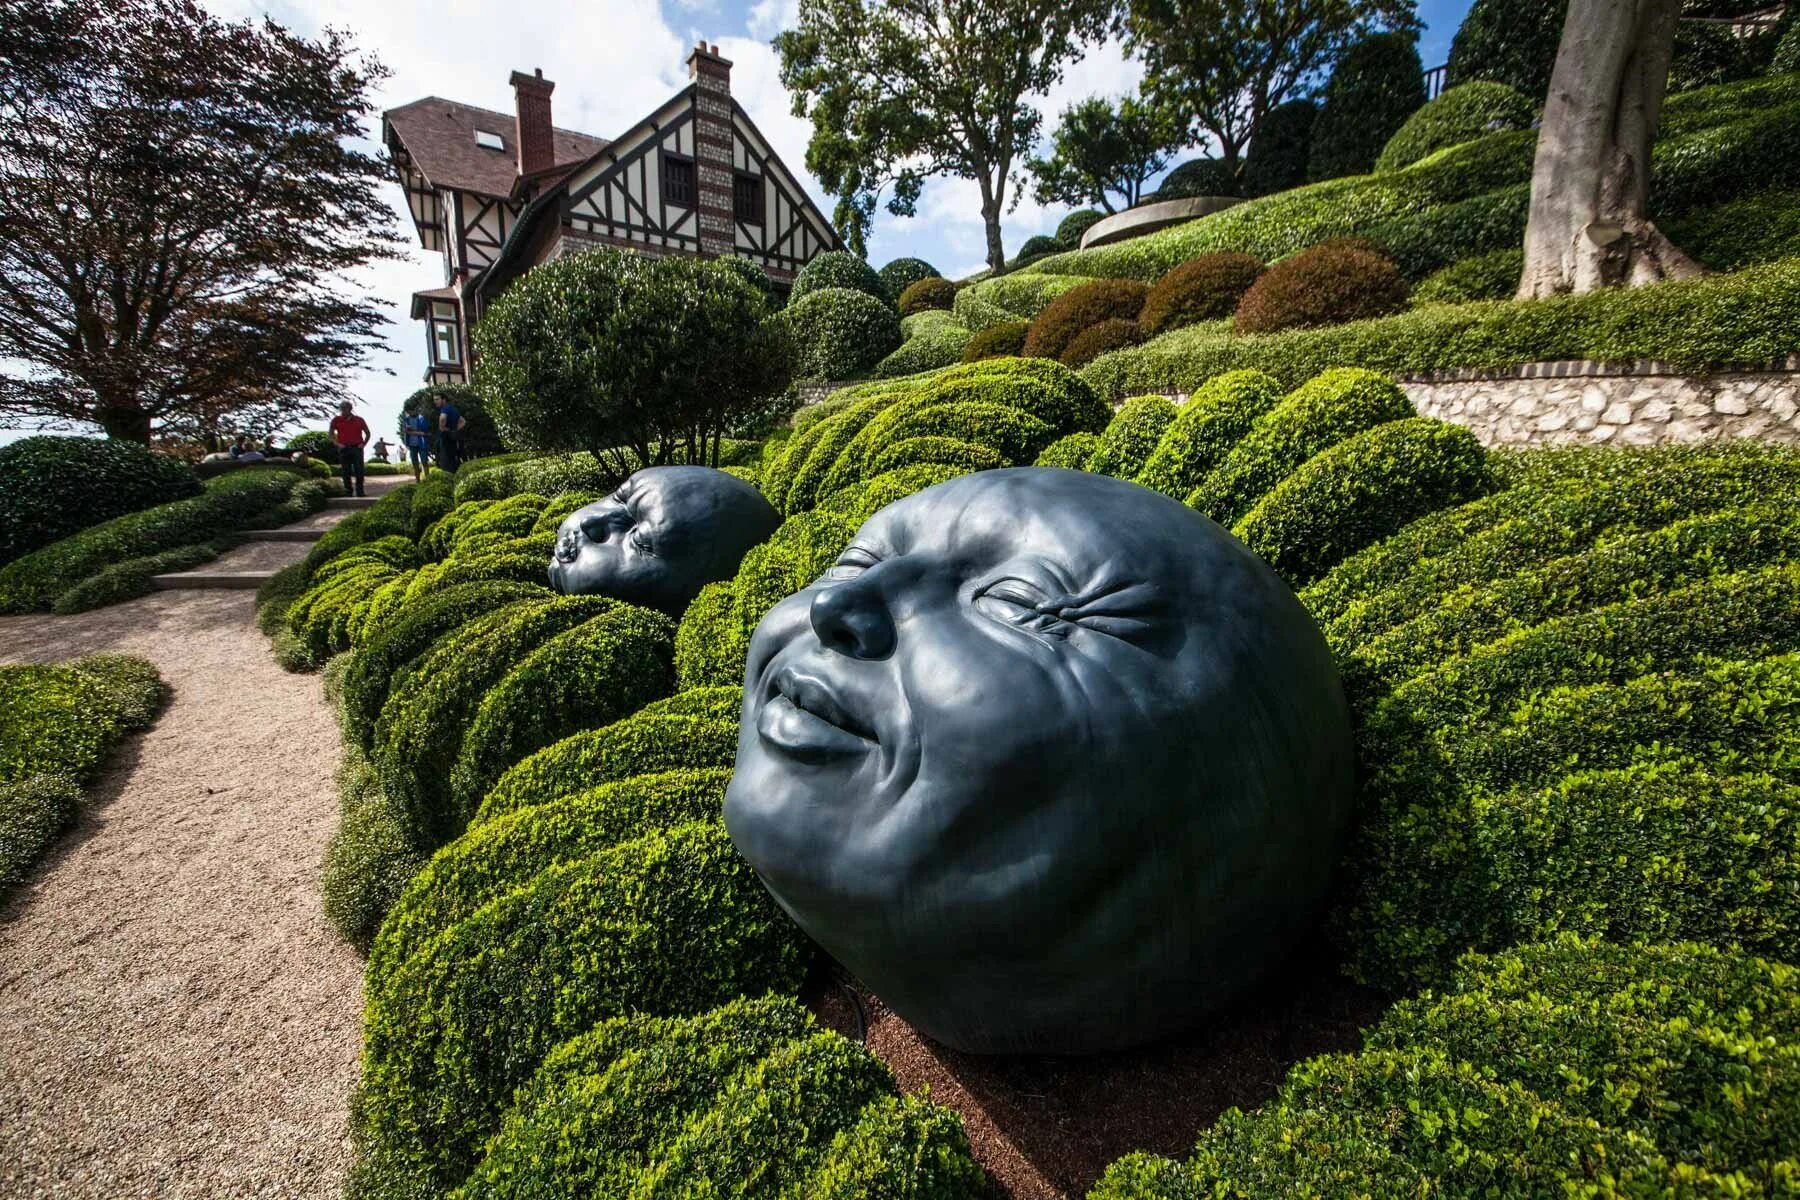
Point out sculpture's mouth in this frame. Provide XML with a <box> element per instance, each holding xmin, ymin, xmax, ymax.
<box><xmin>758</xmin><ymin>666</ymin><xmax>877</xmax><ymax>761</ymax></box>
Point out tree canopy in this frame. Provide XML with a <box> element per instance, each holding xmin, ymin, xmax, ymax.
<box><xmin>0</xmin><ymin>0</ymin><xmax>398</xmax><ymax>443</ymax></box>
<box><xmin>1027</xmin><ymin>95</ymin><xmax>1183</xmax><ymax>213</ymax></box>
<box><xmin>775</xmin><ymin>0</ymin><xmax>1112</xmax><ymax>272</ymax></box>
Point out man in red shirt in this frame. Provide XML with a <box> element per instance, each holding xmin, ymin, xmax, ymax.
<box><xmin>328</xmin><ymin>401</ymin><xmax>372</xmax><ymax>497</ymax></box>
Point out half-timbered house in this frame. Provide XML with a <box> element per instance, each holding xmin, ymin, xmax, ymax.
<box><xmin>383</xmin><ymin>44</ymin><xmax>840</xmax><ymax>384</ymax></box>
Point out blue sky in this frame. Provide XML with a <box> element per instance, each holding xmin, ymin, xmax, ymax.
<box><xmin>1</xmin><ymin>0</ymin><xmax>1475</xmax><ymax>448</ymax></box>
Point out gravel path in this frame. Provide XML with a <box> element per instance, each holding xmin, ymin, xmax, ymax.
<box><xmin>0</xmin><ymin>588</ymin><xmax>363</xmax><ymax>1198</ymax></box>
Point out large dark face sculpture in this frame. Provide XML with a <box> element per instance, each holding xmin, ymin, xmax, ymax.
<box><xmin>549</xmin><ymin>466</ymin><xmax>780</xmax><ymax>615</ymax></box>
<box><xmin>724</xmin><ymin>468</ymin><xmax>1353</xmax><ymax>1055</ymax></box>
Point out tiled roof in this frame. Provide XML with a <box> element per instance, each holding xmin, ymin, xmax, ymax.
<box><xmin>383</xmin><ymin>96</ymin><xmax>609</xmax><ymax>198</ymax></box>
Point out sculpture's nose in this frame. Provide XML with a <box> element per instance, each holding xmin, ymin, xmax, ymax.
<box><xmin>579</xmin><ymin>505</ymin><xmax>631</xmax><ymax>542</ymax></box>
<box><xmin>809</xmin><ymin>571</ymin><xmax>896</xmax><ymax>660</ymax></box>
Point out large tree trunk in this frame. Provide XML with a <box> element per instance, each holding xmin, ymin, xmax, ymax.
<box><xmin>1518</xmin><ymin>0</ymin><xmax>1705</xmax><ymax>298</ymax></box>
<box><xmin>94</xmin><ymin>403</ymin><xmax>152</xmax><ymax>443</ymax></box>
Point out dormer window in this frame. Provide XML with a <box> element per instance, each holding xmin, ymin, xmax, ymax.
<box><xmin>474</xmin><ymin>129</ymin><xmax>505</xmax><ymax>151</ymax></box>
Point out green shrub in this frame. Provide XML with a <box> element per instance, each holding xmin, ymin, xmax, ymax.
<box><xmin>773</xmin><ymin>384</ymin><xmax>915</xmax><ymax>513</ymax></box>
<box><xmin>1307</xmin><ymin>32</ymin><xmax>1426</xmax><ymax>181</ymax></box>
<box><xmin>450</xmin><ymin>452</ymin><xmax>625</xmax><ymax>504</ymax></box>
<box><xmin>1060</xmin><ymin>317</ymin><xmax>1145</xmax><ymax>368</ymax></box>
<box><xmin>1134</xmin><ymin>369</ymin><xmax>1283</xmax><ymax>499</ymax></box>
<box><xmin>1665</xmin><ymin>188</ymin><xmax>1800</xmax><ymax>272</ymax></box>
<box><xmin>875</xmin><ymin>317</ymin><xmax>972</xmax><ymax>377</ymax></box>
<box><xmin>1233</xmin><ymin>239</ymin><xmax>1410</xmax><ymax>334</ymax></box>
<box><xmin>793</xmin><ymin>251</ymin><xmax>890</xmax><ymax>306</ymax></box>
<box><xmin>0</xmin><ymin>774</ymin><xmax>82</xmax><ymax>897</ymax></box>
<box><xmin>0</xmin><ymin>436</ymin><xmax>200</xmax><ymax>566</ymax></box>
<box><xmin>255</xmin><ymin>560</ymin><xmax>312</xmax><ymax>635</ymax></box>
<box><xmin>1034</xmin><ymin>431</ymin><xmax>1101</xmax><ymax>468</ymax></box>
<box><xmin>1057</xmin><ymin>208</ymin><xmax>1105</xmax><ymax>247</ymax></box>
<box><xmin>814</xmin><ymin>464</ymin><xmax>972</xmax><ymax>525</ymax></box>
<box><xmin>1150</xmin><ymin>157</ymin><xmax>1238</xmax><ymax>200</ymax></box>
<box><xmin>803</xmin><ymin>1092</ymin><xmax>988</xmax><ymax>1199</ymax></box>
<box><xmin>1447</xmin><ymin>0</ymin><xmax>1568</xmax><ymax>99</ymax></box>
<box><xmin>1410</xmin><ymin>247</ymin><xmax>1523</xmax><ymax>304</ymax></box>
<box><xmin>49</xmin><ymin>539</ymin><xmax>231</xmax><ymax>614</ymax></box>
<box><xmin>1776</xmin><ymin>12</ymin><xmax>1800</xmax><ymax>71</ymax></box>
<box><xmin>1241</xmin><ymin>99</ymin><xmax>1316</xmax><ymax>198</ymax></box>
<box><xmin>868</xmin><ymin>435</ymin><xmax>1006</xmax><ymax>477</ymax></box>
<box><xmin>472</xmin><ymin>688</ymin><xmax>741</xmax><ymax>826</ymax></box>
<box><xmin>1139</xmin><ymin>253</ymin><xmax>1264</xmax><ymax>336</ymax></box>
<box><xmin>352</xmin><ymin>821</ymin><xmax>810</xmax><ymax>1200</ymax></box>
<box><xmin>1188</xmin><ymin>368</ymin><xmax>1413</xmax><ymax>526</ymax></box>
<box><xmin>1232</xmin><ymin>419</ymin><xmax>1493</xmax><ymax>585</ymax></box>
<box><xmin>952</xmin><ymin>273</ymin><xmax>1085</xmax><ymax>332</ymax></box>
<box><xmin>446</xmin><ymin>604</ymin><xmax>676</xmax><ymax>823</ymax></box>
<box><xmin>284</xmin><ymin>535</ymin><xmax>421</xmax><ymax>662</ymax></box>
<box><xmin>961</xmin><ymin>321</ymin><xmax>1030</xmax><ymax>361</ymax></box>
<box><xmin>285</xmin><ymin>429</ymin><xmax>337</xmax><ymax>464</ymax></box>
<box><xmin>1011</xmin><ymin>235</ymin><xmax>1064</xmax><ymax>268</ymax></box>
<box><xmin>0</xmin><ymin>466</ymin><xmax>321</xmax><ymax>613</ymax></box>
<box><xmin>1085</xmin><ymin>256</ymin><xmax>1800</xmax><ymax>399</ymax></box>
<box><xmin>785</xmin><ymin>288</ymin><xmax>904</xmax><ymax>381</ymax></box>
<box><xmin>897</xmin><ymin>276</ymin><xmax>957</xmax><ymax>315</ymax></box>
<box><xmin>1376</xmin><ymin>81</ymin><xmax>1537</xmax><ymax>173</ymax></box>
<box><xmin>1669</xmin><ymin>20</ymin><xmax>1754</xmax><ymax>93</ymax></box>
<box><xmin>320</xmin><ymin>743</ymin><xmax>426</xmax><ymax>950</ymax></box>
<box><xmin>1022</xmin><ymin>278</ymin><xmax>1150</xmax><ymax>361</ymax></box>
<box><xmin>877</xmin><ymin>257</ymin><xmax>940</xmax><ymax>302</ymax></box>
<box><xmin>0</xmin><ymin>655</ymin><xmax>166</xmax><ymax>785</ymax></box>
<box><xmin>881</xmin><ymin>401</ymin><xmax>1055</xmax><ymax>464</ymax></box>
<box><xmin>1087</xmin><ymin>396</ymin><xmax>1178</xmax><ymax>479</ymax></box>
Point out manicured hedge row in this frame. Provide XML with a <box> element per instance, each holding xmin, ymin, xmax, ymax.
<box><xmin>49</xmin><ymin>537</ymin><xmax>237</xmax><ymax>615</ymax></box>
<box><xmin>876</xmin><ymin>313</ymin><xmax>973</xmax><ymax>377</ymax></box>
<box><xmin>0</xmin><ymin>436</ymin><xmax>200</xmax><ymax>567</ymax></box>
<box><xmin>1081</xmin><ymin>255</ymin><xmax>1800</xmax><ymax>398</ymax></box>
<box><xmin>1034</xmin><ymin>431</ymin><xmax>1100</xmax><ymax>468</ymax></box>
<box><xmin>1086</xmin><ymin>396</ymin><xmax>1177</xmax><ymax>479</ymax></box>
<box><xmin>1134</xmin><ymin>370</ymin><xmax>1281</xmax><ymax>499</ymax></box>
<box><xmin>351</xmin><ymin>820</ymin><xmax>811</xmax><ymax>1200</ymax></box>
<box><xmin>320</xmin><ymin>740</ymin><xmax>425</xmax><ymax>951</ymax></box>
<box><xmin>951</xmin><ymin>273</ymin><xmax>1083</xmax><ymax>332</ymax></box>
<box><xmin>0</xmin><ymin>776</ymin><xmax>83</xmax><ymax>897</ymax></box>
<box><xmin>0</xmin><ymin>466</ymin><xmax>326</xmax><ymax>613</ymax></box>
<box><xmin>1092</xmin><ymin>938</ymin><xmax>1800</xmax><ymax>1197</ymax></box>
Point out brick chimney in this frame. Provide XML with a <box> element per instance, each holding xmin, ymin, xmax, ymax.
<box><xmin>686</xmin><ymin>42</ymin><xmax>736</xmax><ymax>257</ymax></box>
<box><xmin>509</xmin><ymin>68</ymin><xmax>556</xmax><ymax>177</ymax></box>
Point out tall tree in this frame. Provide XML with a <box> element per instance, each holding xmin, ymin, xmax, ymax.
<box><xmin>1121</xmin><ymin>0</ymin><xmax>1418</xmax><ymax>182</ymax></box>
<box><xmin>1518</xmin><ymin>0</ymin><xmax>1703</xmax><ymax>295</ymax></box>
<box><xmin>1027</xmin><ymin>95</ymin><xmax>1182</xmax><ymax>213</ymax></box>
<box><xmin>0</xmin><ymin>0</ymin><xmax>397</xmax><ymax>443</ymax></box>
<box><xmin>774</xmin><ymin>0</ymin><xmax>1112</xmax><ymax>272</ymax></box>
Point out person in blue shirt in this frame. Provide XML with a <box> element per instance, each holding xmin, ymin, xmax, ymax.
<box><xmin>402</xmin><ymin>409</ymin><xmax>432</xmax><ymax>480</ymax></box>
<box><xmin>433</xmin><ymin>393</ymin><xmax>467</xmax><ymax>473</ymax></box>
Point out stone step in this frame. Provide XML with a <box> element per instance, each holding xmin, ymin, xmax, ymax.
<box><xmin>242</xmin><ymin>528</ymin><xmax>325</xmax><ymax>542</ymax></box>
<box><xmin>149</xmin><ymin>572</ymin><xmax>276</xmax><ymax>591</ymax></box>
<box><xmin>326</xmin><ymin>496</ymin><xmax>379</xmax><ymax>510</ymax></box>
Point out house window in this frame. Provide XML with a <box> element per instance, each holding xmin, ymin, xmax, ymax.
<box><xmin>663</xmin><ymin>154</ymin><xmax>696</xmax><ymax>207</ymax></box>
<box><xmin>474</xmin><ymin>129</ymin><xmax>505</xmax><ymax>151</ymax></box>
<box><xmin>733</xmin><ymin>171</ymin><xmax>764</xmax><ymax>223</ymax></box>
<box><xmin>429</xmin><ymin>302</ymin><xmax>460</xmax><ymax>366</ymax></box>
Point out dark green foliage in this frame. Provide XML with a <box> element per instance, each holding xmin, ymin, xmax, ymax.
<box><xmin>255</xmin><ymin>560</ymin><xmax>311</xmax><ymax>635</ymax></box>
<box><xmin>792</xmin><ymin>251</ymin><xmax>890</xmax><ymax>306</ymax></box>
<box><xmin>283</xmin><ymin>535</ymin><xmax>421</xmax><ymax>664</ymax></box>
<box><xmin>400</xmin><ymin>385</ymin><xmax>505</xmax><ymax>460</ymax></box>
<box><xmin>1060</xmin><ymin>317</ymin><xmax>1144</xmax><ymax>367</ymax></box>
<box><xmin>1240</xmin><ymin>99</ymin><xmax>1316</xmax><ymax>198</ymax></box>
<box><xmin>785</xmin><ymin>288</ymin><xmax>904</xmax><ymax>381</ymax></box>
<box><xmin>1188</xmin><ymin>368</ymin><xmax>1414</xmax><ymax>526</ymax></box>
<box><xmin>877</xmin><ymin>256</ymin><xmax>940</xmax><ymax>302</ymax></box>
<box><xmin>868</xmin><ymin>436</ymin><xmax>1005</xmax><ymax>476</ymax></box>
<box><xmin>1447</xmin><ymin>0</ymin><xmax>1568</xmax><ymax>99</ymax></box>
<box><xmin>1034</xmin><ymin>431</ymin><xmax>1101</xmax><ymax>468</ymax></box>
<box><xmin>961</xmin><ymin>321</ymin><xmax>1030</xmax><ymax>361</ymax></box>
<box><xmin>321</xmin><ymin>743</ymin><xmax>426</xmax><ymax>951</ymax></box>
<box><xmin>1665</xmin><ymin>188</ymin><xmax>1800</xmax><ymax>272</ymax></box>
<box><xmin>1056</xmin><ymin>208</ymin><xmax>1105</xmax><ymax>247</ymax></box>
<box><xmin>897</xmin><ymin>276</ymin><xmax>957</xmax><ymax>315</ymax></box>
<box><xmin>351</xmin><ymin>821</ymin><xmax>810</xmax><ymax>1200</ymax></box>
<box><xmin>1022</xmin><ymin>278</ymin><xmax>1149</xmax><ymax>360</ymax></box>
<box><xmin>1139</xmin><ymin>253</ymin><xmax>1264</xmax><ymax>335</ymax></box>
<box><xmin>1376</xmin><ymin>81</ymin><xmax>1537</xmax><ymax>172</ymax></box>
<box><xmin>1668</xmin><ymin>20</ymin><xmax>1754</xmax><ymax>93</ymax></box>
<box><xmin>881</xmin><ymin>401</ymin><xmax>1055</xmax><ymax>463</ymax></box>
<box><xmin>805</xmin><ymin>1093</ymin><xmax>989</xmax><ymax>1198</ymax></box>
<box><xmin>1308</xmin><ymin>32</ymin><xmax>1426</xmax><ymax>181</ymax></box>
<box><xmin>1410</xmin><ymin>247</ymin><xmax>1523</xmax><ymax>304</ymax></box>
<box><xmin>285</xmin><ymin>430</ymin><xmax>337</xmax><ymax>464</ymax></box>
<box><xmin>952</xmin><ymin>273</ymin><xmax>1085</xmax><ymax>331</ymax></box>
<box><xmin>446</xmin><ymin>605</ymin><xmax>677</xmax><ymax>823</ymax></box>
<box><xmin>472</xmin><ymin>688</ymin><xmax>741</xmax><ymax>827</ymax></box>
<box><xmin>49</xmin><ymin>538</ymin><xmax>230</xmax><ymax>614</ymax></box>
<box><xmin>0</xmin><ymin>466</ymin><xmax>322</xmax><ymax>613</ymax></box>
<box><xmin>1150</xmin><ymin>157</ymin><xmax>1237</xmax><ymax>200</ymax></box>
<box><xmin>1233</xmin><ymin>419</ymin><xmax>1494</xmax><ymax>585</ymax></box>
<box><xmin>1233</xmin><ymin>239</ymin><xmax>1410</xmax><ymax>334</ymax></box>
<box><xmin>0</xmin><ymin>775</ymin><xmax>82</xmax><ymax>897</ymax></box>
<box><xmin>876</xmin><ymin>314</ymin><xmax>973</xmax><ymax>377</ymax></box>
<box><xmin>1776</xmin><ymin>11</ymin><xmax>1800</xmax><ymax>71</ymax></box>
<box><xmin>0</xmin><ymin>436</ymin><xmax>200</xmax><ymax>566</ymax></box>
<box><xmin>1135</xmin><ymin>370</ymin><xmax>1282</xmax><ymax>499</ymax></box>
<box><xmin>1086</xmin><ymin>396</ymin><xmax>1177</xmax><ymax>479</ymax></box>
<box><xmin>1011</xmin><ymin>234</ymin><xmax>1063</xmax><ymax>266</ymax></box>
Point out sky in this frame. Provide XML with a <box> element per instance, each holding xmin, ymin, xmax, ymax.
<box><xmin>0</xmin><ymin>0</ymin><xmax>1474</xmax><ymax>449</ymax></box>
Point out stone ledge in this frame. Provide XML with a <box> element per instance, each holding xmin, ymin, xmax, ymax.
<box><xmin>1397</xmin><ymin>354</ymin><xmax>1800</xmax><ymax>384</ymax></box>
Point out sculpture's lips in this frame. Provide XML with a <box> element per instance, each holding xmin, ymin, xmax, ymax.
<box><xmin>758</xmin><ymin>668</ymin><xmax>876</xmax><ymax>760</ymax></box>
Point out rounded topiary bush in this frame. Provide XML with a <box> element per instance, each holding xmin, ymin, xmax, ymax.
<box><xmin>1087</xmin><ymin>396</ymin><xmax>1179</xmax><ymax>480</ymax></box>
<box><xmin>1135</xmin><ymin>369</ymin><xmax>1283</xmax><ymax>500</ymax></box>
<box><xmin>1241</xmin><ymin>99</ymin><xmax>1317</xmax><ymax>197</ymax></box>
<box><xmin>962</xmin><ymin>320</ymin><xmax>1030</xmax><ymax>362</ymax></box>
<box><xmin>1376</xmin><ymin>81</ymin><xmax>1538</xmax><ymax>172</ymax></box>
<box><xmin>1412</xmin><ymin>248</ymin><xmax>1524</xmax><ymax>305</ymax></box>
<box><xmin>0</xmin><ymin>436</ymin><xmax>200</xmax><ymax>566</ymax></box>
<box><xmin>1012</xmin><ymin>234</ymin><xmax>1064</xmax><ymax>266</ymax></box>
<box><xmin>791</xmin><ymin>251</ymin><xmax>889</xmax><ymax>306</ymax></box>
<box><xmin>1022</xmin><ymin>278</ymin><xmax>1150</xmax><ymax>361</ymax></box>
<box><xmin>1775</xmin><ymin>13</ymin><xmax>1800</xmax><ymax>72</ymax></box>
<box><xmin>1035</xmin><ymin>431</ymin><xmax>1101</xmax><ymax>469</ymax></box>
<box><xmin>869</xmin><ymin>435</ymin><xmax>1006</xmax><ymax>477</ymax></box>
<box><xmin>1308</xmin><ymin>31</ymin><xmax>1427</xmax><ymax>181</ymax></box>
<box><xmin>1447</xmin><ymin>0</ymin><xmax>1570</xmax><ymax>100</ymax></box>
<box><xmin>1060</xmin><ymin>317</ymin><xmax>1145</xmax><ymax>368</ymax></box>
<box><xmin>1233</xmin><ymin>240</ymin><xmax>1411</xmax><ymax>334</ymax></box>
<box><xmin>284</xmin><ymin>430</ymin><xmax>338</xmax><ymax>465</ymax></box>
<box><xmin>784</xmin><ymin>288</ymin><xmax>904</xmax><ymax>381</ymax></box>
<box><xmin>1057</xmin><ymin>208</ymin><xmax>1105</xmax><ymax>247</ymax></box>
<box><xmin>1140</xmin><ymin>252</ymin><xmax>1265</xmax><ymax>336</ymax></box>
<box><xmin>876</xmin><ymin>256</ymin><xmax>939</xmax><ymax>302</ymax></box>
<box><xmin>1152</xmin><ymin>157</ymin><xmax>1238</xmax><ymax>200</ymax></box>
<box><xmin>897</xmin><ymin>276</ymin><xmax>957</xmax><ymax>316</ymax></box>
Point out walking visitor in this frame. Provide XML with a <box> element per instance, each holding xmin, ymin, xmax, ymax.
<box><xmin>433</xmin><ymin>392</ymin><xmax>467</xmax><ymax>474</ymax></box>
<box><xmin>329</xmin><ymin>401</ymin><xmax>371</xmax><ymax>497</ymax></box>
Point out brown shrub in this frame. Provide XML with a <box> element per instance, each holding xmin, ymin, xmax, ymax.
<box><xmin>1233</xmin><ymin>239</ymin><xmax>1410</xmax><ymax>335</ymax></box>
<box><xmin>1061</xmin><ymin>319</ymin><xmax>1147</xmax><ymax>368</ymax></box>
<box><xmin>898</xmin><ymin>276</ymin><xmax>958</xmax><ymax>316</ymax></box>
<box><xmin>1140</xmin><ymin>252</ymin><xmax>1265</xmax><ymax>336</ymax></box>
<box><xmin>1022</xmin><ymin>279</ymin><xmax>1150</xmax><ymax>361</ymax></box>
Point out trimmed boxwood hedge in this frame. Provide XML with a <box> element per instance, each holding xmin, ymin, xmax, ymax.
<box><xmin>1061</xmin><ymin>318</ymin><xmax>1145</xmax><ymax>368</ymax></box>
<box><xmin>351</xmin><ymin>820</ymin><xmax>811</xmax><ymax>1200</ymax></box>
<box><xmin>874</xmin><ymin>316</ymin><xmax>972</xmax><ymax>377</ymax></box>
<box><xmin>321</xmin><ymin>741</ymin><xmax>426</xmax><ymax>951</ymax></box>
<box><xmin>869</xmin><ymin>435</ymin><xmax>1006</xmax><ymax>477</ymax></box>
<box><xmin>1232</xmin><ymin>239</ymin><xmax>1410</xmax><ymax>334</ymax></box>
<box><xmin>961</xmin><ymin>321</ymin><xmax>1030</xmax><ymax>361</ymax></box>
<box><xmin>49</xmin><ymin>537</ymin><xmax>235</xmax><ymax>615</ymax></box>
<box><xmin>1139</xmin><ymin>253</ymin><xmax>1263</xmax><ymax>336</ymax></box>
<box><xmin>1134</xmin><ymin>369</ymin><xmax>1282</xmax><ymax>500</ymax></box>
<box><xmin>1375</xmin><ymin>81</ymin><xmax>1537</xmax><ymax>173</ymax></box>
<box><xmin>1410</xmin><ymin>247</ymin><xmax>1523</xmax><ymax>304</ymax></box>
<box><xmin>1086</xmin><ymin>396</ymin><xmax>1178</xmax><ymax>480</ymax></box>
<box><xmin>878</xmin><ymin>256</ymin><xmax>940</xmax><ymax>302</ymax></box>
<box><xmin>0</xmin><ymin>775</ymin><xmax>83</xmax><ymax>897</ymax></box>
<box><xmin>1232</xmin><ymin>418</ymin><xmax>1493</xmax><ymax>585</ymax></box>
<box><xmin>897</xmin><ymin>276</ymin><xmax>956</xmax><ymax>315</ymax></box>
<box><xmin>1187</xmin><ymin>368</ymin><xmax>1414</xmax><ymax>525</ymax></box>
<box><xmin>784</xmin><ymin>287</ymin><xmax>904</xmax><ymax>383</ymax></box>
<box><xmin>791</xmin><ymin>251</ymin><xmax>889</xmax><ymax>306</ymax></box>
<box><xmin>952</xmin><ymin>273</ymin><xmax>1084</xmax><ymax>332</ymax></box>
<box><xmin>1021</xmin><ymin>278</ymin><xmax>1149</xmax><ymax>362</ymax></box>
<box><xmin>1034</xmin><ymin>431</ymin><xmax>1100</xmax><ymax>469</ymax></box>
<box><xmin>0</xmin><ymin>436</ymin><xmax>200</xmax><ymax>567</ymax></box>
